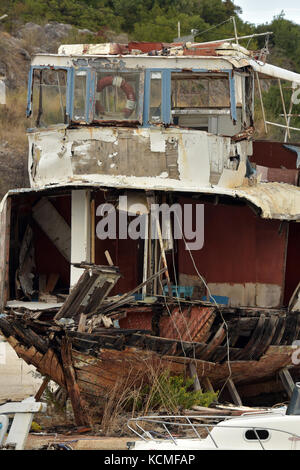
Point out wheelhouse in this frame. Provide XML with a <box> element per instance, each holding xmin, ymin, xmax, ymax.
<box><xmin>26</xmin><ymin>55</ymin><xmax>253</xmax><ymax>135</ymax></box>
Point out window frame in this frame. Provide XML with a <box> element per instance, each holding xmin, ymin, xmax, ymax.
<box><xmin>91</xmin><ymin>68</ymin><xmax>144</xmax><ymax>124</ymax></box>
<box><xmin>143</xmin><ymin>68</ymin><xmax>237</xmax><ymax>127</ymax></box>
<box><xmin>26</xmin><ymin>65</ymin><xmax>73</xmax><ymax>128</ymax></box>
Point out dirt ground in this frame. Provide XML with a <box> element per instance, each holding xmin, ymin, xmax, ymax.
<box><xmin>25</xmin><ymin>434</ymin><xmax>131</xmax><ymax>450</ymax></box>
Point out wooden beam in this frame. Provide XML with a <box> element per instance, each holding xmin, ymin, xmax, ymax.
<box><xmin>188</xmin><ymin>362</ymin><xmax>202</xmax><ymax>392</ymax></box>
<box><xmin>202</xmin><ymin>376</ymin><xmax>214</xmax><ymax>393</ymax></box>
<box><xmin>77</xmin><ymin>313</ymin><xmax>87</xmax><ymax>333</ymax></box>
<box><xmin>61</xmin><ymin>338</ymin><xmax>90</xmax><ymax>426</ymax></box>
<box><xmin>104</xmin><ymin>250</ymin><xmax>114</xmax><ymax>266</ymax></box>
<box><xmin>278</xmin><ymin>367</ymin><xmax>295</xmax><ymax>398</ymax></box>
<box><xmin>34</xmin><ymin>376</ymin><xmax>50</xmax><ymax>401</ymax></box>
<box><xmin>226</xmin><ymin>378</ymin><xmax>242</xmax><ymax>406</ymax></box>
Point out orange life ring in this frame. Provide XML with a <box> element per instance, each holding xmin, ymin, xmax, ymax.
<box><xmin>95</xmin><ymin>76</ymin><xmax>136</xmax><ymax>118</ymax></box>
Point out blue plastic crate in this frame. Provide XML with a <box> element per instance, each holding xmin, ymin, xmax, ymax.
<box><xmin>202</xmin><ymin>295</ymin><xmax>229</xmax><ymax>305</ymax></box>
<box><xmin>163</xmin><ymin>285</ymin><xmax>194</xmax><ymax>299</ymax></box>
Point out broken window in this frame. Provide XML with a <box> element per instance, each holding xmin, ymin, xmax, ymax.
<box><xmin>171</xmin><ymin>72</ymin><xmax>238</xmax><ymax>133</ymax></box>
<box><xmin>255</xmin><ymin>75</ymin><xmax>300</xmax><ymax>142</ymax></box>
<box><xmin>171</xmin><ymin>73</ymin><xmax>230</xmax><ymax>109</ymax></box>
<box><xmin>31</xmin><ymin>68</ymin><xmax>68</xmax><ymax>128</ymax></box>
<box><xmin>94</xmin><ymin>71</ymin><xmax>141</xmax><ymax>121</ymax></box>
<box><xmin>73</xmin><ymin>70</ymin><xmax>87</xmax><ymax>122</ymax></box>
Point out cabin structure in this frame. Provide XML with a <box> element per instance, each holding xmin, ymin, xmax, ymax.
<box><xmin>1</xmin><ymin>40</ymin><xmax>300</xmax><ymax>419</ymax></box>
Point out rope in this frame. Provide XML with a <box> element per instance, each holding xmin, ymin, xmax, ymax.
<box><xmin>193</xmin><ymin>17</ymin><xmax>233</xmax><ymax>38</ymax></box>
<box><xmin>172</xmin><ymin>210</ymin><xmax>232</xmax><ymax>393</ymax></box>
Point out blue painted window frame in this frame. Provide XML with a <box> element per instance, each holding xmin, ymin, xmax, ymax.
<box><xmin>71</xmin><ymin>67</ymin><xmax>92</xmax><ymax>123</ymax></box>
<box><xmin>27</xmin><ymin>66</ymin><xmax>237</xmax><ymax>128</ymax></box>
<box><xmin>143</xmin><ymin>68</ymin><xmax>237</xmax><ymax>127</ymax></box>
<box><xmin>143</xmin><ymin>69</ymin><xmax>171</xmax><ymax>126</ymax></box>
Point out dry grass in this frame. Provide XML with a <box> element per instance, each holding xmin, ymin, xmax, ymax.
<box><xmin>93</xmin><ymin>358</ymin><xmax>217</xmax><ymax>436</ymax></box>
<box><xmin>0</xmin><ymin>87</ymin><xmax>28</xmax><ymax>152</ymax></box>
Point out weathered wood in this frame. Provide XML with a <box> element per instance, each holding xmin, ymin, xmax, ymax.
<box><xmin>188</xmin><ymin>362</ymin><xmax>202</xmax><ymax>392</ymax></box>
<box><xmin>104</xmin><ymin>250</ymin><xmax>114</xmax><ymax>266</ymax></box>
<box><xmin>278</xmin><ymin>367</ymin><xmax>295</xmax><ymax>398</ymax></box>
<box><xmin>35</xmin><ymin>376</ymin><xmax>50</xmax><ymax>401</ymax></box>
<box><xmin>55</xmin><ymin>264</ymin><xmax>120</xmax><ymax>320</ymax></box>
<box><xmin>12</xmin><ymin>321</ymin><xmax>49</xmax><ymax>354</ymax></box>
<box><xmin>201</xmin><ymin>324</ymin><xmax>226</xmax><ymax>361</ymax></box>
<box><xmin>77</xmin><ymin>313</ymin><xmax>87</xmax><ymax>333</ymax></box>
<box><xmin>202</xmin><ymin>376</ymin><xmax>214</xmax><ymax>393</ymax></box>
<box><xmin>98</xmin><ymin>267</ymin><xmax>167</xmax><ymax>316</ymax></box>
<box><xmin>226</xmin><ymin>379</ymin><xmax>242</xmax><ymax>406</ymax></box>
<box><xmin>61</xmin><ymin>338</ymin><xmax>90</xmax><ymax>426</ymax></box>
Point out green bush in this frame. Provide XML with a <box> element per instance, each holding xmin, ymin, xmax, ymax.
<box><xmin>131</xmin><ymin>371</ymin><xmax>218</xmax><ymax>413</ymax></box>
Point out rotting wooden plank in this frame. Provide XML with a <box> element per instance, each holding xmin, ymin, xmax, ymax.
<box><xmin>237</xmin><ymin>379</ymin><xmax>284</xmax><ymax>398</ymax></box>
<box><xmin>226</xmin><ymin>378</ymin><xmax>243</xmax><ymax>406</ymax></box>
<box><xmin>252</xmin><ymin>316</ymin><xmax>278</xmax><ymax>360</ymax></box>
<box><xmin>61</xmin><ymin>337</ymin><xmax>91</xmax><ymax>426</ymax></box>
<box><xmin>76</xmin><ymin>369</ymin><xmax>115</xmax><ymax>388</ymax></box>
<box><xmin>234</xmin><ymin>315</ymin><xmax>265</xmax><ymax>360</ymax></box>
<box><xmin>201</xmin><ymin>324</ymin><xmax>226</xmax><ymax>361</ymax></box>
<box><xmin>271</xmin><ymin>316</ymin><xmax>286</xmax><ymax>345</ymax></box>
<box><xmin>12</xmin><ymin>321</ymin><xmax>49</xmax><ymax>354</ymax></box>
<box><xmin>55</xmin><ymin>265</ymin><xmax>120</xmax><ymax>320</ymax></box>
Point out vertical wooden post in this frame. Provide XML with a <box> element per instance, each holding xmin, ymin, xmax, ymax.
<box><xmin>188</xmin><ymin>362</ymin><xmax>202</xmax><ymax>392</ymax></box>
<box><xmin>279</xmin><ymin>367</ymin><xmax>295</xmax><ymax>398</ymax></box>
<box><xmin>226</xmin><ymin>378</ymin><xmax>242</xmax><ymax>406</ymax></box>
<box><xmin>77</xmin><ymin>313</ymin><xmax>87</xmax><ymax>333</ymax></box>
<box><xmin>202</xmin><ymin>376</ymin><xmax>214</xmax><ymax>393</ymax></box>
<box><xmin>61</xmin><ymin>338</ymin><xmax>90</xmax><ymax>426</ymax></box>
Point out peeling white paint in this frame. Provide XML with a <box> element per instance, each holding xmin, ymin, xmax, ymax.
<box><xmin>150</xmin><ymin>132</ymin><xmax>166</xmax><ymax>152</ymax></box>
<box><xmin>178</xmin><ymin>132</ymin><xmax>210</xmax><ymax>185</ymax></box>
<box><xmin>179</xmin><ymin>274</ymin><xmax>282</xmax><ymax>308</ymax></box>
<box><xmin>108</xmin><ymin>152</ymin><xmax>118</xmax><ymax>158</ymax></box>
<box><xmin>25</xmin><ymin>126</ymin><xmax>300</xmax><ymax>221</ymax></box>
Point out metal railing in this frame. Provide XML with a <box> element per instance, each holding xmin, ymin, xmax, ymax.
<box><xmin>127</xmin><ymin>414</ymin><xmax>300</xmax><ymax>450</ymax></box>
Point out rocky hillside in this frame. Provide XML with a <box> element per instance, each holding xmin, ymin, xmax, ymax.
<box><xmin>0</xmin><ymin>22</ymin><xmax>100</xmax><ymax>199</ymax></box>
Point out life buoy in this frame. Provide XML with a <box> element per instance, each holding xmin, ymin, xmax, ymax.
<box><xmin>95</xmin><ymin>76</ymin><xmax>136</xmax><ymax>118</ymax></box>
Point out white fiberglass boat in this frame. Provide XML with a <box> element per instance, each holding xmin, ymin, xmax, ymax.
<box><xmin>128</xmin><ymin>383</ymin><xmax>300</xmax><ymax>450</ymax></box>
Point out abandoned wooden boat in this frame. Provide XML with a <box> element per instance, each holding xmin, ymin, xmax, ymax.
<box><xmin>2</xmin><ymin>36</ymin><xmax>300</xmax><ymax>423</ymax></box>
<box><xmin>0</xmin><ymin>262</ymin><xmax>300</xmax><ymax>424</ymax></box>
